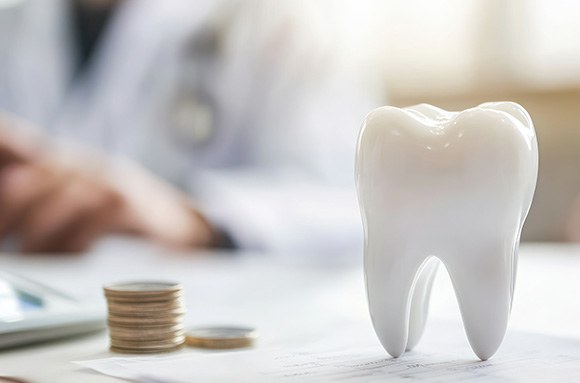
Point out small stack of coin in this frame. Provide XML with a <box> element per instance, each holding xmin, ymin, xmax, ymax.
<box><xmin>104</xmin><ymin>281</ymin><xmax>186</xmax><ymax>354</ymax></box>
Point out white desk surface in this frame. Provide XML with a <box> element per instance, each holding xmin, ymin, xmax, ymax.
<box><xmin>0</xmin><ymin>242</ymin><xmax>580</xmax><ymax>382</ymax></box>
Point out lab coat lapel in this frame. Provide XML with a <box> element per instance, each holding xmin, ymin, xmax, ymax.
<box><xmin>55</xmin><ymin>0</ymin><xmax>186</xmax><ymax>152</ymax></box>
<box><xmin>53</xmin><ymin>0</ymin><xmax>148</xmax><ymax>147</ymax></box>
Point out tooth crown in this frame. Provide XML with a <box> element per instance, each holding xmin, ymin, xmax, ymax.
<box><xmin>356</xmin><ymin>102</ymin><xmax>538</xmax><ymax>360</ymax></box>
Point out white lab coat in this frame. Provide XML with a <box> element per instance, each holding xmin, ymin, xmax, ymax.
<box><xmin>0</xmin><ymin>0</ymin><xmax>384</xmax><ymax>257</ymax></box>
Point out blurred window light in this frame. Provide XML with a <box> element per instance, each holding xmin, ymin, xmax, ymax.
<box><xmin>374</xmin><ymin>0</ymin><xmax>580</xmax><ymax>95</ymax></box>
<box><xmin>509</xmin><ymin>0</ymin><xmax>580</xmax><ymax>88</ymax></box>
<box><xmin>373</xmin><ymin>0</ymin><xmax>487</xmax><ymax>96</ymax></box>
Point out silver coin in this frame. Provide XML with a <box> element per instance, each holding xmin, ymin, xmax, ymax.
<box><xmin>108</xmin><ymin>316</ymin><xmax>184</xmax><ymax>327</ymax></box>
<box><xmin>109</xmin><ymin>324</ymin><xmax>184</xmax><ymax>335</ymax></box>
<box><xmin>111</xmin><ymin>335</ymin><xmax>185</xmax><ymax>349</ymax></box>
<box><xmin>103</xmin><ymin>280</ymin><xmax>186</xmax><ymax>355</ymax></box>
<box><xmin>104</xmin><ymin>281</ymin><xmax>182</xmax><ymax>295</ymax></box>
<box><xmin>109</xmin><ymin>329</ymin><xmax>185</xmax><ymax>340</ymax></box>
<box><xmin>110</xmin><ymin>344</ymin><xmax>183</xmax><ymax>354</ymax></box>
<box><xmin>185</xmin><ymin>326</ymin><xmax>257</xmax><ymax>349</ymax></box>
<box><xmin>105</xmin><ymin>296</ymin><xmax>182</xmax><ymax>303</ymax></box>
<box><xmin>107</xmin><ymin>307</ymin><xmax>187</xmax><ymax>317</ymax></box>
<box><xmin>107</xmin><ymin>299</ymin><xmax>185</xmax><ymax>311</ymax></box>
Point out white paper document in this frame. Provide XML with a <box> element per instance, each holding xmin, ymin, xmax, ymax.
<box><xmin>76</xmin><ymin>321</ymin><xmax>580</xmax><ymax>382</ymax></box>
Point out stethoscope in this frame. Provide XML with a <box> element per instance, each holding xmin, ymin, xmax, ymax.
<box><xmin>169</xmin><ymin>23</ymin><xmax>222</xmax><ymax>150</ymax></box>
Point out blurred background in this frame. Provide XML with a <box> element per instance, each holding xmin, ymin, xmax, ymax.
<box><xmin>0</xmin><ymin>0</ymin><xmax>579</xmax><ymax>254</ymax></box>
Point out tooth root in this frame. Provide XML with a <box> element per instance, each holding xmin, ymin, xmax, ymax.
<box><xmin>365</xmin><ymin>235</ymin><xmax>427</xmax><ymax>358</ymax></box>
<box><xmin>406</xmin><ymin>258</ymin><xmax>439</xmax><ymax>352</ymax></box>
<box><xmin>444</xmin><ymin>242</ymin><xmax>514</xmax><ymax>361</ymax></box>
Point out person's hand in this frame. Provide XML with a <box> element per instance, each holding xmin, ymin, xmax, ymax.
<box><xmin>0</xmin><ymin>115</ymin><xmax>218</xmax><ymax>253</ymax></box>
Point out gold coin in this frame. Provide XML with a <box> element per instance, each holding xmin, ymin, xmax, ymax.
<box><xmin>185</xmin><ymin>327</ymin><xmax>258</xmax><ymax>349</ymax></box>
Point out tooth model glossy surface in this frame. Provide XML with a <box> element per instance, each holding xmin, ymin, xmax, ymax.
<box><xmin>355</xmin><ymin>102</ymin><xmax>538</xmax><ymax>360</ymax></box>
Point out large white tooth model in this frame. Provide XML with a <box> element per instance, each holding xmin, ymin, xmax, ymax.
<box><xmin>355</xmin><ymin>102</ymin><xmax>538</xmax><ymax>360</ymax></box>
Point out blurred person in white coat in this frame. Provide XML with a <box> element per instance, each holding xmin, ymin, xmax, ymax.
<box><xmin>0</xmin><ymin>0</ymin><xmax>383</xmax><ymax>256</ymax></box>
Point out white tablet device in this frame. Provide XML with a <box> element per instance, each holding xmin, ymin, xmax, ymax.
<box><xmin>0</xmin><ymin>271</ymin><xmax>106</xmax><ymax>348</ymax></box>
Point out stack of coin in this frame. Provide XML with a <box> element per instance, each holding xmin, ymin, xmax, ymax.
<box><xmin>104</xmin><ymin>281</ymin><xmax>186</xmax><ymax>354</ymax></box>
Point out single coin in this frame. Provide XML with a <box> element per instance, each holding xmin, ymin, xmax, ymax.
<box><xmin>107</xmin><ymin>307</ymin><xmax>187</xmax><ymax>317</ymax></box>
<box><xmin>109</xmin><ymin>330</ymin><xmax>185</xmax><ymax>341</ymax></box>
<box><xmin>110</xmin><ymin>344</ymin><xmax>183</xmax><ymax>354</ymax></box>
<box><xmin>109</xmin><ymin>330</ymin><xmax>185</xmax><ymax>342</ymax></box>
<box><xmin>108</xmin><ymin>321</ymin><xmax>185</xmax><ymax>330</ymax></box>
<box><xmin>105</xmin><ymin>293</ymin><xmax>183</xmax><ymax>300</ymax></box>
<box><xmin>104</xmin><ymin>281</ymin><xmax>182</xmax><ymax>296</ymax></box>
<box><xmin>107</xmin><ymin>311</ymin><xmax>184</xmax><ymax>319</ymax></box>
<box><xmin>110</xmin><ymin>336</ymin><xmax>185</xmax><ymax>349</ymax></box>
<box><xmin>111</xmin><ymin>334</ymin><xmax>185</xmax><ymax>348</ymax></box>
<box><xmin>108</xmin><ymin>315</ymin><xmax>184</xmax><ymax>326</ymax></box>
<box><xmin>104</xmin><ymin>281</ymin><xmax>182</xmax><ymax>293</ymax></box>
<box><xmin>108</xmin><ymin>323</ymin><xmax>184</xmax><ymax>335</ymax></box>
<box><xmin>107</xmin><ymin>320</ymin><xmax>184</xmax><ymax>329</ymax></box>
<box><xmin>106</xmin><ymin>299</ymin><xmax>185</xmax><ymax>312</ymax></box>
<box><xmin>185</xmin><ymin>326</ymin><xmax>258</xmax><ymax>349</ymax></box>
<box><xmin>104</xmin><ymin>292</ymin><xmax>183</xmax><ymax>303</ymax></box>
<box><xmin>107</xmin><ymin>321</ymin><xmax>184</xmax><ymax>330</ymax></box>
